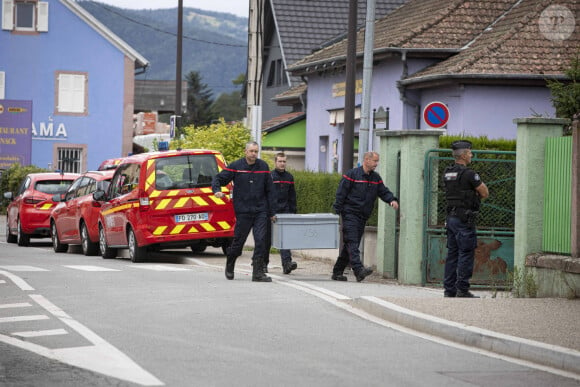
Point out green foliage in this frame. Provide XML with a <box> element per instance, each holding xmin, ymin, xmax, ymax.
<box><xmin>439</xmin><ymin>135</ymin><xmax>516</xmax><ymax>152</ymax></box>
<box><xmin>211</xmin><ymin>91</ymin><xmax>245</xmax><ymax>122</ymax></box>
<box><xmin>547</xmin><ymin>53</ymin><xmax>580</xmax><ymax>121</ymax></box>
<box><xmin>0</xmin><ymin>163</ymin><xmax>47</xmax><ymax>213</ymax></box>
<box><xmin>293</xmin><ymin>170</ymin><xmax>342</xmax><ymax>215</ymax></box>
<box><xmin>183</xmin><ymin>71</ymin><xmax>215</xmax><ymax>129</ymax></box>
<box><xmin>172</xmin><ymin>119</ymin><xmax>252</xmax><ymax>163</ymax></box>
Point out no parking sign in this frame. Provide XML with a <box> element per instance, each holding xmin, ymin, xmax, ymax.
<box><xmin>423</xmin><ymin>102</ymin><xmax>450</xmax><ymax>128</ymax></box>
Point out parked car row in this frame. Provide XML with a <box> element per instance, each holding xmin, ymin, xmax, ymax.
<box><xmin>4</xmin><ymin>149</ymin><xmax>235</xmax><ymax>262</ymax></box>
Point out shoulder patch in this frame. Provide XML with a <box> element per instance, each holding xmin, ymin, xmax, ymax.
<box><xmin>474</xmin><ymin>173</ymin><xmax>481</xmax><ymax>181</ymax></box>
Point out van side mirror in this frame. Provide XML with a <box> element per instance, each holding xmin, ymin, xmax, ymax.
<box><xmin>93</xmin><ymin>190</ymin><xmax>107</xmax><ymax>201</ymax></box>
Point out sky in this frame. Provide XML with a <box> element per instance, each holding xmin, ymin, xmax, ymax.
<box><xmin>92</xmin><ymin>0</ymin><xmax>249</xmax><ymax>18</ymax></box>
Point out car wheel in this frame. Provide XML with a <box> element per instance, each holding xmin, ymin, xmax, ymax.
<box><xmin>6</xmin><ymin>216</ymin><xmax>16</xmax><ymax>243</ymax></box>
<box><xmin>99</xmin><ymin>226</ymin><xmax>117</xmax><ymax>259</ymax></box>
<box><xmin>16</xmin><ymin>218</ymin><xmax>30</xmax><ymax>247</ymax></box>
<box><xmin>190</xmin><ymin>243</ymin><xmax>207</xmax><ymax>253</ymax></box>
<box><xmin>128</xmin><ymin>228</ymin><xmax>147</xmax><ymax>263</ymax></box>
<box><xmin>80</xmin><ymin>222</ymin><xmax>99</xmax><ymax>256</ymax></box>
<box><xmin>51</xmin><ymin>222</ymin><xmax>68</xmax><ymax>253</ymax></box>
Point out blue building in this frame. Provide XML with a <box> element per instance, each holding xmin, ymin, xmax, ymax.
<box><xmin>1</xmin><ymin>0</ymin><xmax>148</xmax><ymax>172</ymax></box>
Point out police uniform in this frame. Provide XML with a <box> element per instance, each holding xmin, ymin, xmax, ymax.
<box><xmin>212</xmin><ymin>157</ymin><xmax>275</xmax><ymax>281</ymax></box>
<box><xmin>332</xmin><ymin>165</ymin><xmax>397</xmax><ymax>281</ymax></box>
<box><xmin>443</xmin><ymin>140</ymin><xmax>482</xmax><ymax>297</ymax></box>
<box><xmin>264</xmin><ymin>168</ymin><xmax>297</xmax><ymax>273</ymax></box>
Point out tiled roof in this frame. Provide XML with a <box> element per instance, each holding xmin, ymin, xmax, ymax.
<box><xmin>288</xmin><ymin>0</ymin><xmax>578</xmax><ymax>80</ymax></box>
<box><xmin>262</xmin><ymin>111</ymin><xmax>306</xmax><ymax>131</ymax></box>
<box><xmin>403</xmin><ymin>0</ymin><xmax>579</xmax><ymax>83</ymax></box>
<box><xmin>272</xmin><ymin>83</ymin><xmax>307</xmax><ymax>102</ymax></box>
<box><xmin>273</xmin><ymin>0</ymin><xmax>409</xmax><ymax>68</ymax></box>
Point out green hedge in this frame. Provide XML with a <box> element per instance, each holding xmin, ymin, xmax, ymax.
<box><xmin>0</xmin><ymin>163</ymin><xmax>48</xmax><ymax>213</ymax></box>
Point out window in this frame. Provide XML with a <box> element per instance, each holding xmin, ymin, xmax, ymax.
<box><xmin>55</xmin><ymin>72</ymin><xmax>88</xmax><ymax>115</ymax></box>
<box><xmin>266</xmin><ymin>59</ymin><xmax>285</xmax><ymax>87</ymax></box>
<box><xmin>57</xmin><ymin>146</ymin><xmax>82</xmax><ymax>173</ymax></box>
<box><xmin>0</xmin><ymin>71</ymin><xmax>5</xmax><ymax>100</ymax></box>
<box><xmin>2</xmin><ymin>0</ymin><xmax>48</xmax><ymax>33</ymax></box>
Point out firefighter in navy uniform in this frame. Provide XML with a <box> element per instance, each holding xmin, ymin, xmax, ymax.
<box><xmin>212</xmin><ymin>141</ymin><xmax>275</xmax><ymax>282</ymax></box>
<box><xmin>443</xmin><ymin>140</ymin><xmax>489</xmax><ymax>298</ymax></box>
<box><xmin>332</xmin><ymin>151</ymin><xmax>399</xmax><ymax>282</ymax></box>
<box><xmin>264</xmin><ymin>152</ymin><xmax>298</xmax><ymax>274</ymax></box>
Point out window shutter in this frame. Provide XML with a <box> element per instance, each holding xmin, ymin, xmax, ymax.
<box><xmin>2</xmin><ymin>0</ymin><xmax>13</xmax><ymax>31</ymax></box>
<box><xmin>58</xmin><ymin>73</ymin><xmax>86</xmax><ymax>113</ymax></box>
<box><xmin>0</xmin><ymin>71</ymin><xmax>5</xmax><ymax>99</ymax></box>
<box><xmin>37</xmin><ymin>2</ymin><xmax>48</xmax><ymax>32</ymax></box>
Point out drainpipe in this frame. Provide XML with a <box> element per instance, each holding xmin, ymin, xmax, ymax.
<box><xmin>397</xmin><ymin>50</ymin><xmax>421</xmax><ymax>129</ymax></box>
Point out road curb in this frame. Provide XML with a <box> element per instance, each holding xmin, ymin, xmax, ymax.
<box><xmin>349</xmin><ymin>296</ymin><xmax>580</xmax><ymax>376</ymax></box>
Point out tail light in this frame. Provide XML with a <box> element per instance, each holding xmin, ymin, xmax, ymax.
<box><xmin>91</xmin><ymin>200</ymin><xmax>102</xmax><ymax>208</ymax></box>
<box><xmin>24</xmin><ymin>197</ymin><xmax>44</xmax><ymax>205</ymax></box>
<box><xmin>138</xmin><ymin>189</ymin><xmax>150</xmax><ymax>211</ymax></box>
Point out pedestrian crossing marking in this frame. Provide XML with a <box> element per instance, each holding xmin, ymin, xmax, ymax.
<box><xmin>0</xmin><ymin>280</ymin><xmax>6</xmax><ymax>284</ymax></box>
<box><xmin>0</xmin><ymin>265</ymin><xmax>49</xmax><ymax>272</ymax></box>
<box><xmin>0</xmin><ymin>315</ymin><xmax>49</xmax><ymax>323</ymax></box>
<box><xmin>64</xmin><ymin>265</ymin><xmax>121</xmax><ymax>272</ymax></box>
<box><xmin>12</xmin><ymin>328</ymin><xmax>68</xmax><ymax>338</ymax></box>
<box><xmin>128</xmin><ymin>264</ymin><xmax>190</xmax><ymax>271</ymax></box>
<box><xmin>0</xmin><ymin>303</ymin><xmax>32</xmax><ymax>309</ymax></box>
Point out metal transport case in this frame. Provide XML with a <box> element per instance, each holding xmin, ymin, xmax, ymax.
<box><xmin>271</xmin><ymin>213</ymin><xmax>339</xmax><ymax>249</ymax></box>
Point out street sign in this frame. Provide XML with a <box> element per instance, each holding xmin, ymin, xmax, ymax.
<box><xmin>423</xmin><ymin>101</ymin><xmax>450</xmax><ymax>128</ymax></box>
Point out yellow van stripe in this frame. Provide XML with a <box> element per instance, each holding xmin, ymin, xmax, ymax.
<box><xmin>200</xmin><ymin>188</ymin><xmax>212</xmax><ymax>193</ymax></box>
<box><xmin>167</xmin><ymin>190</ymin><xmax>179</xmax><ymax>197</ymax></box>
<box><xmin>171</xmin><ymin>225</ymin><xmax>185</xmax><ymax>234</ymax></box>
<box><xmin>40</xmin><ymin>203</ymin><xmax>53</xmax><ymax>210</ymax></box>
<box><xmin>175</xmin><ymin>198</ymin><xmax>189</xmax><ymax>208</ymax></box>
<box><xmin>200</xmin><ymin>223</ymin><xmax>216</xmax><ymax>232</ymax></box>
<box><xmin>217</xmin><ymin>221</ymin><xmax>231</xmax><ymax>230</ymax></box>
<box><xmin>192</xmin><ymin>197</ymin><xmax>208</xmax><ymax>206</ymax></box>
<box><xmin>155</xmin><ymin>198</ymin><xmax>172</xmax><ymax>210</ymax></box>
<box><xmin>188</xmin><ymin>225</ymin><xmax>199</xmax><ymax>233</ymax></box>
<box><xmin>101</xmin><ymin>203</ymin><xmax>139</xmax><ymax>216</ymax></box>
<box><xmin>153</xmin><ymin>226</ymin><xmax>167</xmax><ymax>235</ymax></box>
<box><xmin>208</xmin><ymin>196</ymin><xmax>225</xmax><ymax>205</ymax></box>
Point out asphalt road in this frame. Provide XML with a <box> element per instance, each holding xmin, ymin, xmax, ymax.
<box><xmin>0</xmin><ymin>236</ymin><xmax>579</xmax><ymax>386</ymax></box>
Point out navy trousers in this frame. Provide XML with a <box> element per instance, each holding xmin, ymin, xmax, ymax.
<box><xmin>333</xmin><ymin>212</ymin><xmax>366</xmax><ymax>276</ymax></box>
<box><xmin>443</xmin><ymin>215</ymin><xmax>477</xmax><ymax>294</ymax></box>
<box><xmin>228</xmin><ymin>212</ymin><xmax>268</xmax><ymax>264</ymax></box>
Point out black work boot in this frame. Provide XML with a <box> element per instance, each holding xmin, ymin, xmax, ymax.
<box><xmin>355</xmin><ymin>267</ymin><xmax>373</xmax><ymax>282</ymax></box>
<box><xmin>225</xmin><ymin>255</ymin><xmax>237</xmax><ymax>280</ymax></box>
<box><xmin>456</xmin><ymin>290</ymin><xmax>479</xmax><ymax>298</ymax></box>
<box><xmin>252</xmin><ymin>259</ymin><xmax>272</xmax><ymax>282</ymax></box>
<box><xmin>331</xmin><ymin>273</ymin><xmax>347</xmax><ymax>281</ymax></box>
<box><xmin>283</xmin><ymin>261</ymin><xmax>298</xmax><ymax>274</ymax></box>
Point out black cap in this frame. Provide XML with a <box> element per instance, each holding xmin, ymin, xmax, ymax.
<box><xmin>451</xmin><ymin>140</ymin><xmax>472</xmax><ymax>150</ymax></box>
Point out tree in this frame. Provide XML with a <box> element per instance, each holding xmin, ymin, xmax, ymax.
<box><xmin>183</xmin><ymin>71</ymin><xmax>215</xmax><ymax>127</ymax></box>
<box><xmin>172</xmin><ymin>119</ymin><xmax>252</xmax><ymax>163</ymax></box>
<box><xmin>547</xmin><ymin>53</ymin><xmax>580</xmax><ymax>123</ymax></box>
<box><xmin>211</xmin><ymin>73</ymin><xmax>246</xmax><ymax>122</ymax></box>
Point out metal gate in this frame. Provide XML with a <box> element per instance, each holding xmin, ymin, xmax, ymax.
<box><xmin>422</xmin><ymin>149</ymin><xmax>516</xmax><ymax>286</ymax></box>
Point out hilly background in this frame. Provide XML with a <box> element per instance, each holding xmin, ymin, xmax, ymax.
<box><xmin>77</xmin><ymin>1</ymin><xmax>248</xmax><ymax>96</ymax></box>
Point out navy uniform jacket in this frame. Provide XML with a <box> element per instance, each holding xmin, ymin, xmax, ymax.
<box><xmin>333</xmin><ymin>166</ymin><xmax>397</xmax><ymax>220</ymax></box>
<box><xmin>212</xmin><ymin>158</ymin><xmax>275</xmax><ymax>217</ymax></box>
<box><xmin>271</xmin><ymin>169</ymin><xmax>297</xmax><ymax>214</ymax></box>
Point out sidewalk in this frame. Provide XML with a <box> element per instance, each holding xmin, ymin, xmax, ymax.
<box><xmin>263</xmin><ymin>251</ymin><xmax>580</xmax><ymax>377</ymax></box>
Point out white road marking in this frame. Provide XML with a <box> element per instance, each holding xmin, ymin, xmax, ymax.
<box><xmin>0</xmin><ymin>302</ymin><xmax>32</xmax><ymax>309</ymax></box>
<box><xmin>0</xmin><ymin>280</ymin><xmax>6</xmax><ymax>284</ymax></box>
<box><xmin>0</xmin><ymin>269</ymin><xmax>35</xmax><ymax>290</ymax></box>
<box><xmin>13</xmin><ymin>329</ymin><xmax>68</xmax><ymax>338</ymax></box>
<box><xmin>0</xmin><ymin>315</ymin><xmax>49</xmax><ymax>323</ymax></box>
<box><xmin>29</xmin><ymin>294</ymin><xmax>163</xmax><ymax>386</ymax></box>
<box><xmin>128</xmin><ymin>264</ymin><xmax>189</xmax><ymax>271</ymax></box>
<box><xmin>0</xmin><ymin>265</ymin><xmax>49</xmax><ymax>272</ymax></box>
<box><xmin>64</xmin><ymin>265</ymin><xmax>120</xmax><ymax>272</ymax></box>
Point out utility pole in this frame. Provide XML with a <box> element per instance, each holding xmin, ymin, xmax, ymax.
<box><xmin>358</xmin><ymin>0</ymin><xmax>376</xmax><ymax>164</ymax></box>
<box><xmin>175</xmin><ymin>0</ymin><xmax>183</xmax><ymax>137</ymax></box>
<box><xmin>342</xmin><ymin>0</ymin><xmax>357</xmax><ymax>173</ymax></box>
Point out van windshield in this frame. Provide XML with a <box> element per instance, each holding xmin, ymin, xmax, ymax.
<box><xmin>155</xmin><ymin>154</ymin><xmax>218</xmax><ymax>190</ymax></box>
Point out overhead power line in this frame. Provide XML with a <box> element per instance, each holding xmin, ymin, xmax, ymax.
<box><xmin>94</xmin><ymin>2</ymin><xmax>247</xmax><ymax>48</ymax></box>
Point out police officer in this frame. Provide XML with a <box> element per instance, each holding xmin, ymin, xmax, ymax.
<box><xmin>212</xmin><ymin>141</ymin><xmax>275</xmax><ymax>282</ymax></box>
<box><xmin>443</xmin><ymin>140</ymin><xmax>489</xmax><ymax>298</ymax></box>
<box><xmin>332</xmin><ymin>151</ymin><xmax>399</xmax><ymax>282</ymax></box>
<box><xmin>265</xmin><ymin>152</ymin><xmax>298</xmax><ymax>274</ymax></box>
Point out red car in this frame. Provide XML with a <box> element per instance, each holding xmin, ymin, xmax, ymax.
<box><xmin>49</xmin><ymin>170</ymin><xmax>115</xmax><ymax>255</ymax></box>
<box><xmin>97</xmin><ymin>157</ymin><xmax>125</xmax><ymax>171</ymax></box>
<box><xmin>4</xmin><ymin>172</ymin><xmax>79</xmax><ymax>246</ymax></box>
